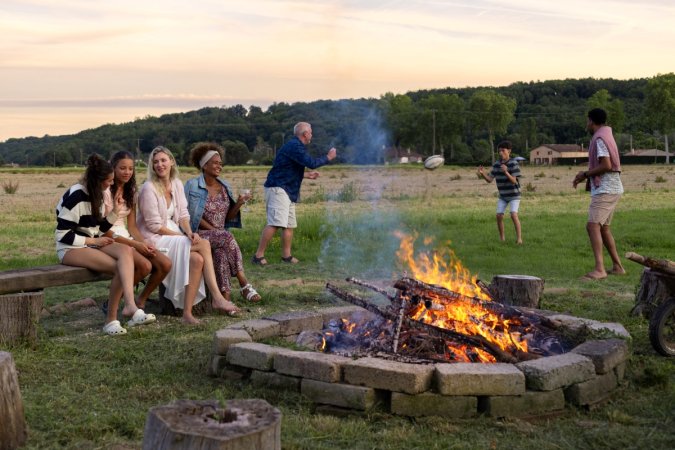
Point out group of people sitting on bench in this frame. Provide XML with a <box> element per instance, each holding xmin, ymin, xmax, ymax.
<box><xmin>55</xmin><ymin>144</ymin><xmax>261</xmax><ymax>335</ymax></box>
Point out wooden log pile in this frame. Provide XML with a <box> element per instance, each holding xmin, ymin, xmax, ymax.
<box><xmin>627</xmin><ymin>252</ymin><xmax>675</xmax><ymax>318</ymax></box>
<box><xmin>326</xmin><ymin>277</ymin><xmax>564</xmax><ymax>364</ymax></box>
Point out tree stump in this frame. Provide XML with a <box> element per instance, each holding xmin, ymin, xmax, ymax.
<box><xmin>0</xmin><ymin>352</ymin><xmax>28</xmax><ymax>450</ymax></box>
<box><xmin>488</xmin><ymin>275</ymin><xmax>544</xmax><ymax>308</ymax></box>
<box><xmin>142</xmin><ymin>399</ymin><xmax>281</xmax><ymax>450</ymax></box>
<box><xmin>631</xmin><ymin>268</ymin><xmax>675</xmax><ymax>319</ymax></box>
<box><xmin>0</xmin><ymin>291</ymin><xmax>44</xmax><ymax>346</ymax></box>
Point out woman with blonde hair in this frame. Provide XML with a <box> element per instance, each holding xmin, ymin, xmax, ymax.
<box><xmin>137</xmin><ymin>146</ymin><xmax>240</xmax><ymax>324</ymax></box>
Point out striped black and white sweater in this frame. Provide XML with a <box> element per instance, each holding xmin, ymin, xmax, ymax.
<box><xmin>55</xmin><ymin>184</ymin><xmax>118</xmax><ymax>253</ymax></box>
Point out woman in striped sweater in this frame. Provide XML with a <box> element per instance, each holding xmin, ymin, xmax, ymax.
<box><xmin>55</xmin><ymin>153</ymin><xmax>156</xmax><ymax>336</ymax></box>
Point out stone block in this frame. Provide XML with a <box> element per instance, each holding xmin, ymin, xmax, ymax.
<box><xmin>226</xmin><ymin>342</ymin><xmax>292</xmax><ymax>371</ymax></box>
<box><xmin>225</xmin><ymin>319</ymin><xmax>280</xmax><ymax>341</ymax></box>
<box><xmin>343</xmin><ymin>357</ymin><xmax>434</xmax><ymax>394</ymax></box>
<box><xmin>435</xmin><ymin>363</ymin><xmax>525</xmax><ymax>396</ymax></box>
<box><xmin>263</xmin><ymin>311</ymin><xmax>324</xmax><ymax>336</ymax></box>
<box><xmin>391</xmin><ymin>392</ymin><xmax>477</xmax><ymax>418</ymax></box>
<box><xmin>564</xmin><ymin>371</ymin><xmax>617</xmax><ymax>406</ymax></box>
<box><xmin>212</xmin><ymin>328</ymin><xmax>252</xmax><ymax>356</ymax></box>
<box><xmin>301</xmin><ymin>379</ymin><xmax>378</xmax><ymax>410</ymax></box>
<box><xmin>571</xmin><ymin>339</ymin><xmax>630</xmax><ymax>374</ymax></box>
<box><xmin>250</xmin><ymin>370</ymin><xmax>301</xmax><ymax>392</ymax></box>
<box><xmin>548</xmin><ymin>315</ymin><xmax>631</xmax><ymax>341</ymax></box>
<box><xmin>516</xmin><ymin>353</ymin><xmax>595</xmax><ymax>391</ymax></box>
<box><xmin>274</xmin><ymin>350</ymin><xmax>349</xmax><ymax>383</ymax></box>
<box><xmin>482</xmin><ymin>389</ymin><xmax>565</xmax><ymax>418</ymax></box>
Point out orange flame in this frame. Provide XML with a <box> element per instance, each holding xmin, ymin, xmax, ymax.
<box><xmin>394</xmin><ymin>231</ymin><xmax>528</xmax><ymax>358</ymax></box>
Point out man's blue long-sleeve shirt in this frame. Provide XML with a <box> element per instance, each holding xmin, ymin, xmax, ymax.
<box><xmin>264</xmin><ymin>136</ymin><xmax>329</xmax><ymax>202</ymax></box>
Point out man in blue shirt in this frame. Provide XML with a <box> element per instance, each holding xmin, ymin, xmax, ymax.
<box><xmin>252</xmin><ymin>122</ymin><xmax>337</xmax><ymax>265</ymax></box>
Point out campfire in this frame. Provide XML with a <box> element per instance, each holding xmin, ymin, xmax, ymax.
<box><xmin>319</xmin><ymin>232</ymin><xmax>570</xmax><ymax>364</ymax></box>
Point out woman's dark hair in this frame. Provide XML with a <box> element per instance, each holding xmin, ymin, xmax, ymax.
<box><xmin>110</xmin><ymin>150</ymin><xmax>136</xmax><ymax>209</ymax></box>
<box><xmin>189</xmin><ymin>142</ymin><xmax>224</xmax><ymax>169</ymax></box>
<box><xmin>81</xmin><ymin>153</ymin><xmax>113</xmax><ymax>221</ymax></box>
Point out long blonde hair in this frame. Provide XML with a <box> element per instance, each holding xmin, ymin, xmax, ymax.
<box><xmin>147</xmin><ymin>146</ymin><xmax>179</xmax><ymax>195</ymax></box>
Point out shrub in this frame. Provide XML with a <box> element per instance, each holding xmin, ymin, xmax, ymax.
<box><xmin>450</xmin><ymin>174</ymin><xmax>462</xmax><ymax>181</ymax></box>
<box><xmin>333</xmin><ymin>181</ymin><xmax>358</xmax><ymax>202</ymax></box>
<box><xmin>2</xmin><ymin>180</ymin><xmax>19</xmax><ymax>194</ymax></box>
<box><xmin>524</xmin><ymin>182</ymin><xmax>536</xmax><ymax>192</ymax></box>
<box><xmin>655</xmin><ymin>176</ymin><xmax>666</xmax><ymax>183</ymax></box>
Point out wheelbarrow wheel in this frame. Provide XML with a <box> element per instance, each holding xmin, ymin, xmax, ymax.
<box><xmin>649</xmin><ymin>297</ymin><xmax>675</xmax><ymax>356</ymax></box>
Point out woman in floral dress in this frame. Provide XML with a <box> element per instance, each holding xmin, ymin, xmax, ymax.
<box><xmin>185</xmin><ymin>142</ymin><xmax>261</xmax><ymax>303</ymax></box>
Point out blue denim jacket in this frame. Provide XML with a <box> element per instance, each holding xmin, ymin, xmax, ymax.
<box><xmin>263</xmin><ymin>136</ymin><xmax>329</xmax><ymax>202</ymax></box>
<box><xmin>184</xmin><ymin>173</ymin><xmax>242</xmax><ymax>232</ymax></box>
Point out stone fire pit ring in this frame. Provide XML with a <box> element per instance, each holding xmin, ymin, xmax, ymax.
<box><xmin>208</xmin><ymin>306</ymin><xmax>630</xmax><ymax>419</ymax></box>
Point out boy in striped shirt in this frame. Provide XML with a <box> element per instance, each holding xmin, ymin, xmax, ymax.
<box><xmin>477</xmin><ymin>140</ymin><xmax>523</xmax><ymax>244</ymax></box>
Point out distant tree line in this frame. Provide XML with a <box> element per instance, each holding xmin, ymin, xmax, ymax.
<box><xmin>1</xmin><ymin>75</ymin><xmax>674</xmax><ymax>167</ymax></box>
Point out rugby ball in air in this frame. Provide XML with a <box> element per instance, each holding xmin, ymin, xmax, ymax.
<box><xmin>423</xmin><ymin>155</ymin><xmax>445</xmax><ymax>170</ymax></box>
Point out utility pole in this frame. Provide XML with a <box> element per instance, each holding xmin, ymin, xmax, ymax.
<box><xmin>136</xmin><ymin>139</ymin><xmax>142</xmax><ymax>164</ymax></box>
<box><xmin>431</xmin><ymin>109</ymin><xmax>436</xmax><ymax>154</ymax></box>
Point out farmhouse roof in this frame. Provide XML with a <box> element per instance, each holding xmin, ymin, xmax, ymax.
<box><xmin>535</xmin><ymin>144</ymin><xmax>585</xmax><ymax>153</ymax></box>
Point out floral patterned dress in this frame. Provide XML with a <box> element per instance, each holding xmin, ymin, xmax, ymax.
<box><xmin>198</xmin><ymin>186</ymin><xmax>244</xmax><ymax>294</ymax></box>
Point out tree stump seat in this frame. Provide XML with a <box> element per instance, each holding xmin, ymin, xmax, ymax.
<box><xmin>488</xmin><ymin>274</ymin><xmax>545</xmax><ymax>309</ymax></box>
<box><xmin>142</xmin><ymin>399</ymin><xmax>281</xmax><ymax>450</ymax></box>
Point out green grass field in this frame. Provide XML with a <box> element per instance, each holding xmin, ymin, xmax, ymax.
<box><xmin>1</xmin><ymin>165</ymin><xmax>674</xmax><ymax>449</ymax></box>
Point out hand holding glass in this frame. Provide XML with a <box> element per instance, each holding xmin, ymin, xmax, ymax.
<box><xmin>240</xmin><ymin>189</ymin><xmax>251</xmax><ymax>212</ymax></box>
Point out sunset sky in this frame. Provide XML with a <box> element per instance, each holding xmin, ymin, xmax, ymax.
<box><xmin>2</xmin><ymin>0</ymin><xmax>674</xmax><ymax>141</ymax></box>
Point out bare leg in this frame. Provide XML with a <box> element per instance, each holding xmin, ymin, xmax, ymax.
<box><xmin>280</xmin><ymin>227</ymin><xmax>295</xmax><ymax>258</ymax></box>
<box><xmin>600</xmin><ymin>225</ymin><xmax>625</xmax><ymax>274</ymax></box>
<box><xmin>136</xmin><ymin>252</ymin><xmax>172</xmax><ymax>308</ymax></box>
<box><xmin>254</xmin><ymin>225</ymin><xmax>278</xmax><ymax>260</ymax></box>
<box><xmin>62</xmin><ymin>246</ymin><xmax>127</xmax><ymax>325</ymax></box>
<box><xmin>496</xmin><ymin>214</ymin><xmax>505</xmax><ymax>241</ymax></box>
<box><xmin>585</xmin><ymin>222</ymin><xmax>607</xmax><ymax>278</ymax></box>
<box><xmin>99</xmin><ymin>244</ymin><xmax>138</xmax><ymax>317</ymax></box>
<box><xmin>182</xmin><ymin>252</ymin><xmax>204</xmax><ymax>325</ymax></box>
<box><xmin>192</xmin><ymin>240</ymin><xmax>239</xmax><ymax>313</ymax></box>
<box><xmin>511</xmin><ymin>212</ymin><xmax>522</xmax><ymax>244</ymax></box>
<box><xmin>235</xmin><ymin>271</ymin><xmax>248</xmax><ymax>287</ymax></box>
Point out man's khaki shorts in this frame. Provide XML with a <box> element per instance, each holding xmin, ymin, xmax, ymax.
<box><xmin>588</xmin><ymin>193</ymin><xmax>621</xmax><ymax>225</ymax></box>
<box><xmin>265</xmin><ymin>187</ymin><xmax>297</xmax><ymax>228</ymax></box>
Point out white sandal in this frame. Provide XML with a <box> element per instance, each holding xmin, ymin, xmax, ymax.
<box><xmin>102</xmin><ymin>320</ymin><xmax>127</xmax><ymax>336</ymax></box>
<box><xmin>240</xmin><ymin>284</ymin><xmax>261</xmax><ymax>303</ymax></box>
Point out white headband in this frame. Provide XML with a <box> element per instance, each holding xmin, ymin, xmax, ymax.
<box><xmin>199</xmin><ymin>150</ymin><xmax>220</xmax><ymax>169</ymax></box>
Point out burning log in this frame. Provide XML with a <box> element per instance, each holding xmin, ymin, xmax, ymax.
<box><xmin>326</xmin><ymin>282</ymin><xmax>524</xmax><ymax>363</ymax></box>
<box><xmin>345</xmin><ymin>277</ymin><xmax>396</xmax><ymax>301</ymax></box>
<box><xmin>393</xmin><ymin>277</ymin><xmax>560</xmax><ymax>331</ymax></box>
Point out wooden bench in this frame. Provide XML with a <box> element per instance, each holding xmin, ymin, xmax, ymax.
<box><xmin>0</xmin><ymin>265</ymin><xmax>111</xmax><ymax>345</ymax></box>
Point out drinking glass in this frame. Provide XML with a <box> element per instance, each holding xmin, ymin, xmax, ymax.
<box><xmin>240</xmin><ymin>189</ymin><xmax>251</xmax><ymax>212</ymax></box>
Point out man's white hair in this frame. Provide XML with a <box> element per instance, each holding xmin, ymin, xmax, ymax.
<box><xmin>293</xmin><ymin>122</ymin><xmax>311</xmax><ymax>137</ymax></box>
